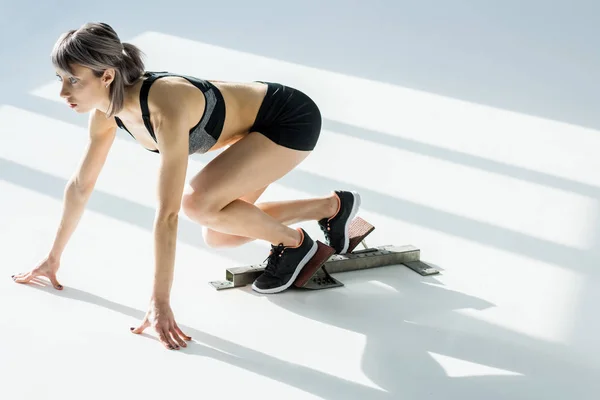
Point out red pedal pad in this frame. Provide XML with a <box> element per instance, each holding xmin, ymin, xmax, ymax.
<box><xmin>294</xmin><ymin>241</ymin><xmax>336</xmax><ymax>287</ymax></box>
<box><xmin>347</xmin><ymin>217</ymin><xmax>376</xmax><ymax>253</ymax></box>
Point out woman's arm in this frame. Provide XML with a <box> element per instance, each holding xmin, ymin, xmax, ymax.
<box><xmin>50</xmin><ymin>110</ymin><xmax>117</xmax><ymax>259</ymax></box>
<box><xmin>130</xmin><ymin>80</ymin><xmax>196</xmax><ymax>350</ymax></box>
<box><xmin>13</xmin><ymin>110</ymin><xmax>116</xmax><ymax>289</ymax></box>
<box><xmin>151</xmin><ymin>141</ymin><xmax>188</xmax><ymax>303</ymax></box>
<box><xmin>149</xmin><ymin>106</ymin><xmax>190</xmax><ymax>304</ymax></box>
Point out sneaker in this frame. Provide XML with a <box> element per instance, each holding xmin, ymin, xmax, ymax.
<box><xmin>252</xmin><ymin>228</ymin><xmax>318</xmax><ymax>294</ymax></box>
<box><xmin>318</xmin><ymin>190</ymin><xmax>361</xmax><ymax>254</ymax></box>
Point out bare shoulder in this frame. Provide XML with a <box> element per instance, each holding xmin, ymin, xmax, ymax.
<box><xmin>88</xmin><ymin>109</ymin><xmax>117</xmax><ymax>139</ymax></box>
<box><xmin>146</xmin><ymin>77</ymin><xmax>206</xmax><ymax>129</ymax></box>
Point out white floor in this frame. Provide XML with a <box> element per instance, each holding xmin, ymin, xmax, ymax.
<box><xmin>2</xmin><ymin>2</ymin><xmax>600</xmax><ymax>399</ymax></box>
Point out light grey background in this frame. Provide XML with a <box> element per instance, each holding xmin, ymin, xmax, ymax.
<box><xmin>1</xmin><ymin>0</ymin><xmax>599</xmax><ymax>130</ymax></box>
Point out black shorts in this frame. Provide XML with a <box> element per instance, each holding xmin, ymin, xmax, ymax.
<box><xmin>250</xmin><ymin>82</ymin><xmax>322</xmax><ymax>151</ymax></box>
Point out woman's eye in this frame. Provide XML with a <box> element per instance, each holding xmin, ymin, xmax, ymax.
<box><xmin>55</xmin><ymin>74</ymin><xmax>78</xmax><ymax>85</ymax></box>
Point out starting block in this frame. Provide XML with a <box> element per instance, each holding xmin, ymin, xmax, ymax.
<box><xmin>208</xmin><ymin>217</ymin><xmax>439</xmax><ymax>291</ymax></box>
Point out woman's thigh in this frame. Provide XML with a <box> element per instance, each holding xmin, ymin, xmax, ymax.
<box><xmin>185</xmin><ymin>131</ymin><xmax>312</xmax><ymax>213</ymax></box>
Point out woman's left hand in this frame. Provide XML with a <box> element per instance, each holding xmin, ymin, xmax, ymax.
<box><xmin>131</xmin><ymin>300</ymin><xmax>192</xmax><ymax>350</ymax></box>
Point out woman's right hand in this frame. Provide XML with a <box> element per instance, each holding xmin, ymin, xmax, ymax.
<box><xmin>12</xmin><ymin>256</ymin><xmax>63</xmax><ymax>290</ymax></box>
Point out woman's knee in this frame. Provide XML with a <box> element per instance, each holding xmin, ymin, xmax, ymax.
<box><xmin>181</xmin><ymin>190</ymin><xmax>222</xmax><ymax>225</ymax></box>
<box><xmin>202</xmin><ymin>227</ymin><xmax>243</xmax><ymax>248</ymax></box>
<box><xmin>202</xmin><ymin>227</ymin><xmax>223</xmax><ymax>248</ymax></box>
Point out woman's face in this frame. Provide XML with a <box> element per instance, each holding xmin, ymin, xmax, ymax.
<box><xmin>56</xmin><ymin>64</ymin><xmax>112</xmax><ymax>113</ymax></box>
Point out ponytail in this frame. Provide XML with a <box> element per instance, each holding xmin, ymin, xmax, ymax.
<box><xmin>106</xmin><ymin>42</ymin><xmax>146</xmax><ymax>117</ymax></box>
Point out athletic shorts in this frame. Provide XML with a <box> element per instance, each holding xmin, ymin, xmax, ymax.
<box><xmin>250</xmin><ymin>82</ymin><xmax>322</xmax><ymax>151</ymax></box>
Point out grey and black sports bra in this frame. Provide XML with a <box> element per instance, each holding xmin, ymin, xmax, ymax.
<box><xmin>114</xmin><ymin>71</ymin><xmax>225</xmax><ymax>155</ymax></box>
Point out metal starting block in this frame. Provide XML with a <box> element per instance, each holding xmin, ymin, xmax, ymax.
<box><xmin>208</xmin><ymin>217</ymin><xmax>439</xmax><ymax>291</ymax></box>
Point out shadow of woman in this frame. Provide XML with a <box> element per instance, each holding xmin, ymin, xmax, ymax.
<box><xmin>262</xmin><ymin>266</ymin><xmax>597</xmax><ymax>399</ymax></box>
<box><xmin>20</xmin><ymin>279</ymin><xmax>396</xmax><ymax>400</ymax></box>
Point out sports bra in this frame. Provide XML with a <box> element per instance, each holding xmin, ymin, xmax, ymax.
<box><xmin>114</xmin><ymin>71</ymin><xmax>226</xmax><ymax>155</ymax></box>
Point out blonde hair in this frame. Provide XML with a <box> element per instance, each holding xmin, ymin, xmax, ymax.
<box><xmin>51</xmin><ymin>22</ymin><xmax>145</xmax><ymax>117</ymax></box>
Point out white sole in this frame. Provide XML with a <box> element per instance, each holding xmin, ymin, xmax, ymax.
<box><xmin>251</xmin><ymin>240</ymin><xmax>318</xmax><ymax>294</ymax></box>
<box><xmin>340</xmin><ymin>191</ymin><xmax>362</xmax><ymax>254</ymax></box>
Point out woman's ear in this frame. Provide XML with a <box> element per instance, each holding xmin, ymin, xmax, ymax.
<box><xmin>102</xmin><ymin>68</ymin><xmax>116</xmax><ymax>87</ymax></box>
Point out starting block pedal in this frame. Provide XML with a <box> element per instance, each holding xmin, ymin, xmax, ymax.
<box><xmin>347</xmin><ymin>216</ymin><xmax>376</xmax><ymax>253</ymax></box>
<box><xmin>294</xmin><ymin>241</ymin><xmax>338</xmax><ymax>288</ymax></box>
<box><xmin>208</xmin><ymin>217</ymin><xmax>439</xmax><ymax>291</ymax></box>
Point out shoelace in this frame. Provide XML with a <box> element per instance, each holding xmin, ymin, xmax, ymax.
<box><xmin>264</xmin><ymin>243</ymin><xmax>286</xmax><ymax>274</ymax></box>
<box><xmin>319</xmin><ymin>220</ymin><xmax>332</xmax><ymax>243</ymax></box>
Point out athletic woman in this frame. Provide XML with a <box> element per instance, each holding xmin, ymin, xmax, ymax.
<box><xmin>12</xmin><ymin>22</ymin><xmax>361</xmax><ymax>350</ymax></box>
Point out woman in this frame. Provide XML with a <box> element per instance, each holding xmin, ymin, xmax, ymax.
<box><xmin>11</xmin><ymin>22</ymin><xmax>361</xmax><ymax>350</ymax></box>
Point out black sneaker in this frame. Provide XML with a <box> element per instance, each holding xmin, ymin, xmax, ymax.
<box><xmin>252</xmin><ymin>228</ymin><xmax>318</xmax><ymax>294</ymax></box>
<box><xmin>318</xmin><ymin>190</ymin><xmax>361</xmax><ymax>254</ymax></box>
